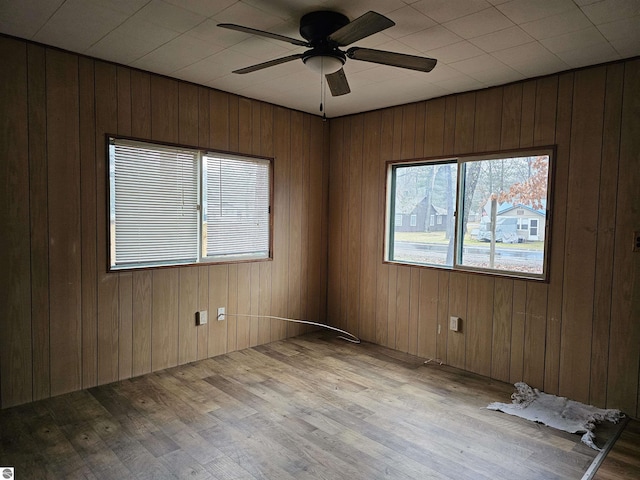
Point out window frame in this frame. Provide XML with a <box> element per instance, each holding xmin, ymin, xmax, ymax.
<box><xmin>384</xmin><ymin>147</ymin><xmax>555</xmax><ymax>282</ymax></box>
<box><xmin>107</xmin><ymin>135</ymin><xmax>273</xmax><ymax>272</ymax></box>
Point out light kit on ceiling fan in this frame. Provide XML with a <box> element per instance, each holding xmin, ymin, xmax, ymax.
<box><xmin>303</xmin><ymin>54</ymin><xmax>344</xmax><ymax>74</ymax></box>
<box><xmin>218</xmin><ymin>9</ymin><xmax>437</xmax><ymax>106</ymax></box>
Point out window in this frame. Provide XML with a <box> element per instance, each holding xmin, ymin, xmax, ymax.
<box><xmin>395</xmin><ymin>214</ymin><xmax>403</xmax><ymax>227</ymax></box>
<box><xmin>386</xmin><ymin>148</ymin><xmax>553</xmax><ymax>280</ymax></box>
<box><xmin>109</xmin><ymin>137</ymin><xmax>271</xmax><ymax>270</ymax></box>
<box><xmin>429</xmin><ymin>214</ymin><xmax>435</xmax><ymax>226</ymax></box>
<box><xmin>410</xmin><ymin>214</ymin><xmax>417</xmax><ymax>227</ymax></box>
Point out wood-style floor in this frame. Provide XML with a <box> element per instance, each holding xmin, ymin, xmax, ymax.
<box><xmin>592</xmin><ymin>419</ymin><xmax>640</xmax><ymax>479</ymax></box>
<box><xmin>0</xmin><ymin>332</ymin><xmax>624</xmax><ymax>479</ymax></box>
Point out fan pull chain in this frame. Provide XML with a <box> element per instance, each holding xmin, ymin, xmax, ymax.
<box><xmin>319</xmin><ymin>56</ymin><xmax>324</xmax><ymax>113</ymax></box>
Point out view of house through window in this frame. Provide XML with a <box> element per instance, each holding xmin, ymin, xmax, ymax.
<box><xmin>387</xmin><ymin>149</ymin><xmax>552</xmax><ymax>280</ymax></box>
<box><xmin>109</xmin><ymin>137</ymin><xmax>272</xmax><ymax>270</ymax></box>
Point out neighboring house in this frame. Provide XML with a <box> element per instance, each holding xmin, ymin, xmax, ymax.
<box><xmin>395</xmin><ymin>197</ymin><xmax>449</xmax><ymax>232</ymax></box>
<box><xmin>480</xmin><ymin>201</ymin><xmax>546</xmax><ymax>241</ymax></box>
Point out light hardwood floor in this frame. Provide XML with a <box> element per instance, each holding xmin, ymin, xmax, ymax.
<box><xmin>0</xmin><ymin>332</ymin><xmax>625</xmax><ymax>479</ymax></box>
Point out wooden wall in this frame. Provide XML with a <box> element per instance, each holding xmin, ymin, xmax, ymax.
<box><xmin>0</xmin><ymin>36</ymin><xmax>329</xmax><ymax>408</ymax></box>
<box><xmin>1</xmin><ymin>34</ymin><xmax>638</xmax><ymax>418</ymax></box>
<box><xmin>328</xmin><ymin>58</ymin><xmax>640</xmax><ymax>417</ymax></box>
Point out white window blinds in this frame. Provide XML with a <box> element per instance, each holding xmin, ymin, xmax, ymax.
<box><xmin>204</xmin><ymin>154</ymin><xmax>270</xmax><ymax>260</ymax></box>
<box><xmin>108</xmin><ymin>137</ymin><xmax>272</xmax><ymax>270</ymax></box>
<box><xmin>110</xmin><ymin>139</ymin><xmax>199</xmax><ymax>268</ymax></box>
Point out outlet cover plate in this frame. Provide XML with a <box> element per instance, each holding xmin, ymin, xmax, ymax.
<box><xmin>449</xmin><ymin>316</ymin><xmax>460</xmax><ymax>332</ymax></box>
<box><xmin>196</xmin><ymin>310</ymin><xmax>208</xmax><ymax>326</ymax></box>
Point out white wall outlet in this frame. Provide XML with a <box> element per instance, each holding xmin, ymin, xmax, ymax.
<box><xmin>449</xmin><ymin>316</ymin><xmax>460</xmax><ymax>332</ymax></box>
<box><xmin>196</xmin><ymin>310</ymin><xmax>208</xmax><ymax>326</ymax></box>
<box><xmin>217</xmin><ymin>307</ymin><xmax>225</xmax><ymax>321</ymax></box>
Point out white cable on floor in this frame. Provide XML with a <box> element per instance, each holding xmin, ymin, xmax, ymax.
<box><xmin>217</xmin><ymin>312</ymin><xmax>361</xmax><ymax>344</ymax></box>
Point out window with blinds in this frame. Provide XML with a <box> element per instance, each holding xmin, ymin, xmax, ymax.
<box><xmin>109</xmin><ymin>137</ymin><xmax>272</xmax><ymax>270</ymax></box>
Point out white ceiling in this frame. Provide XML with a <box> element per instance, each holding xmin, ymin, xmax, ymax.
<box><xmin>1</xmin><ymin>0</ymin><xmax>639</xmax><ymax>117</ymax></box>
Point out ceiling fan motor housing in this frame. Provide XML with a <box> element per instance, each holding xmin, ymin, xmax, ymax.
<box><xmin>299</xmin><ymin>11</ymin><xmax>350</xmax><ymax>44</ymax></box>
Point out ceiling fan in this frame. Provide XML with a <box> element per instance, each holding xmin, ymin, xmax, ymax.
<box><xmin>218</xmin><ymin>10</ymin><xmax>437</xmax><ymax>97</ymax></box>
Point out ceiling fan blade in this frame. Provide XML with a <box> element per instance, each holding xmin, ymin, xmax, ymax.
<box><xmin>218</xmin><ymin>23</ymin><xmax>309</xmax><ymax>47</ymax></box>
<box><xmin>347</xmin><ymin>47</ymin><xmax>437</xmax><ymax>72</ymax></box>
<box><xmin>328</xmin><ymin>11</ymin><xmax>395</xmax><ymax>47</ymax></box>
<box><xmin>232</xmin><ymin>54</ymin><xmax>305</xmax><ymax>74</ymax></box>
<box><xmin>326</xmin><ymin>68</ymin><xmax>351</xmax><ymax>96</ymax></box>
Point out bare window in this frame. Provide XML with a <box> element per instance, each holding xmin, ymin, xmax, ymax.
<box><xmin>386</xmin><ymin>148</ymin><xmax>553</xmax><ymax>280</ymax></box>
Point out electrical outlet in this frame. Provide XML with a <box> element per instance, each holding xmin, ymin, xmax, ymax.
<box><xmin>196</xmin><ymin>311</ymin><xmax>208</xmax><ymax>326</ymax></box>
<box><xmin>449</xmin><ymin>316</ymin><xmax>460</xmax><ymax>332</ymax></box>
<box><xmin>634</xmin><ymin>231</ymin><xmax>640</xmax><ymax>252</ymax></box>
<box><xmin>217</xmin><ymin>307</ymin><xmax>225</xmax><ymax>321</ymax></box>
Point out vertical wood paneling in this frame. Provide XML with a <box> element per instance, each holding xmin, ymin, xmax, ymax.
<box><xmin>359</xmin><ymin>112</ymin><xmax>381</xmax><ymax>342</ymax></box>
<box><xmin>339</xmin><ymin>118</ymin><xmax>352</xmax><ymax>332</ymax></box>
<box><xmin>178</xmin><ymin>267</ymin><xmax>198</xmax><ymax>365</ymax></box>
<box><xmin>116</xmin><ymin>67</ymin><xmax>132</xmax><ymax>382</ymax></box>
<box><xmin>608</xmin><ymin>59</ymin><xmax>640</xmax><ymax>416</ymax></box>
<box><xmin>79</xmin><ymin>56</ymin><xmax>97</xmax><ymax>390</ymax></box>
<box><xmin>236</xmin><ymin>99</ymin><xmax>253</xmax><ymax>347</ymax></box>
<box><xmin>510</xmin><ymin>281</ymin><xmax>527</xmax><ymax>383</ymax></box>
<box><xmin>208</xmin><ymin>265</ymin><xmax>228</xmax><ymax>358</ymax></box>
<box><xmin>236</xmin><ymin>263</ymin><xmax>251</xmax><ymax>351</ymax></box>
<box><xmin>523</xmin><ymin>283</ymin><xmax>547</xmax><ymax>389</ymax></box>
<box><xmin>130</xmin><ymin>71</ymin><xmax>153</xmax><ymax>375</ymax></box>
<box><xmin>151</xmin><ymin>269</ymin><xmax>179</xmax><ymax>370</ymax></box>
<box><xmin>118</xmin><ymin>273</ymin><xmax>133</xmax><ymax>380</ymax></box>
<box><xmin>251</xmin><ymin>101</ymin><xmax>263</xmax><ymax>343</ymax></box>
<box><xmin>258</xmin><ymin>104</ymin><xmax>273</xmax><ymax>346</ymax></box>
<box><xmin>131</xmin><ymin>70</ymin><xmax>151</xmax><ymax>138</ymax></box>
<box><xmin>408</xmin><ymin>268</ymin><xmax>420</xmax><ymax>355</ymax></box>
<box><xmin>544</xmin><ymin>72</ymin><xmax>574</xmax><ymax>395</ymax></box>
<box><xmin>347</xmin><ymin>115</ymin><xmax>364</xmax><ymax>337</ymax></box>
<box><xmin>447</xmin><ymin>273</ymin><xmax>467</xmax><ymax>369</ymax></box>
<box><xmin>308</xmin><ymin>116</ymin><xmax>325</xmax><ymax>325</ymax></box>
<box><xmin>271</xmin><ymin>107</ymin><xmax>290</xmax><ymax>341</ymax></box>
<box><xmin>375</xmin><ymin>109</ymin><xmax>394</xmax><ymax>346</ymax></box>
<box><xmin>417</xmin><ymin>270</ymin><xmax>438</xmax><ymax>359</ymax></box>
<box><xmin>0</xmin><ymin>38</ymin><xmax>32</xmax><ymax>408</ymax></box>
<box><xmin>590</xmin><ymin>64</ymin><xmax>623</xmax><ymax>408</ymax></box>
<box><xmin>500</xmin><ymin>83</ymin><xmax>522</xmax><ymax>150</ymax></box>
<box><xmin>227</xmin><ymin>264</ymin><xmax>238</xmax><ymax>352</ymax></box>
<box><xmin>454</xmin><ymin>92</ymin><xmax>475</xmax><ymax>154</ymax></box>
<box><xmin>474</xmin><ymin>88</ymin><xmax>502</xmax><ymax>152</ymax></box>
<box><xmin>46</xmin><ymin>49</ymin><xmax>82</xmax><ymax>397</ymax></box>
<box><xmin>132</xmin><ymin>271</ymin><xmax>152</xmax><ymax>376</ymax></box>
<box><xmin>250</xmin><ymin>263</ymin><xmax>260</xmax><ymax>346</ymax></box>
<box><xmin>397</xmin><ymin>105</ymin><xmax>416</xmax><ymax>353</ymax></box>
<box><xmin>466</xmin><ymin>276</ymin><xmax>494</xmax><ymax>377</ymax></box>
<box><xmin>395</xmin><ymin>267</ymin><xmax>411</xmax><ymax>352</ymax></box>
<box><xmin>197</xmin><ymin>267</ymin><xmax>209</xmax><ymax>360</ymax></box>
<box><xmin>288</xmin><ymin>110</ymin><xmax>304</xmax><ymax>337</ymax></box>
<box><xmin>560</xmin><ymin>67</ymin><xmax>606</xmax><ymax>404</ymax></box>
<box><xmin>95</xmin><ymin>61</ymin><xmax>119</xmax><ymax>386</ymax></box>
<box><xmin>492</xmin><ymin>278</ymin><xmax>513</xmax><ymax>382</ymax></box>
<box><xmin>328</xmin><ymin>117</ymin><xmax>343</xmax><ymax>330</ymax></box>
<box><xmin>28</xmin><ymin>44</ymin><xmax>50</xmax><ymax>401</ymax></box>
<box><xmin>436</xmin><ymin>271</ymin><xmax>450</xmax><ymax>362</ymax></box>
<box><xmin>520</xmin><ymin>81</ymin><xmax>536</xmax><ymax>148</ymax></box>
